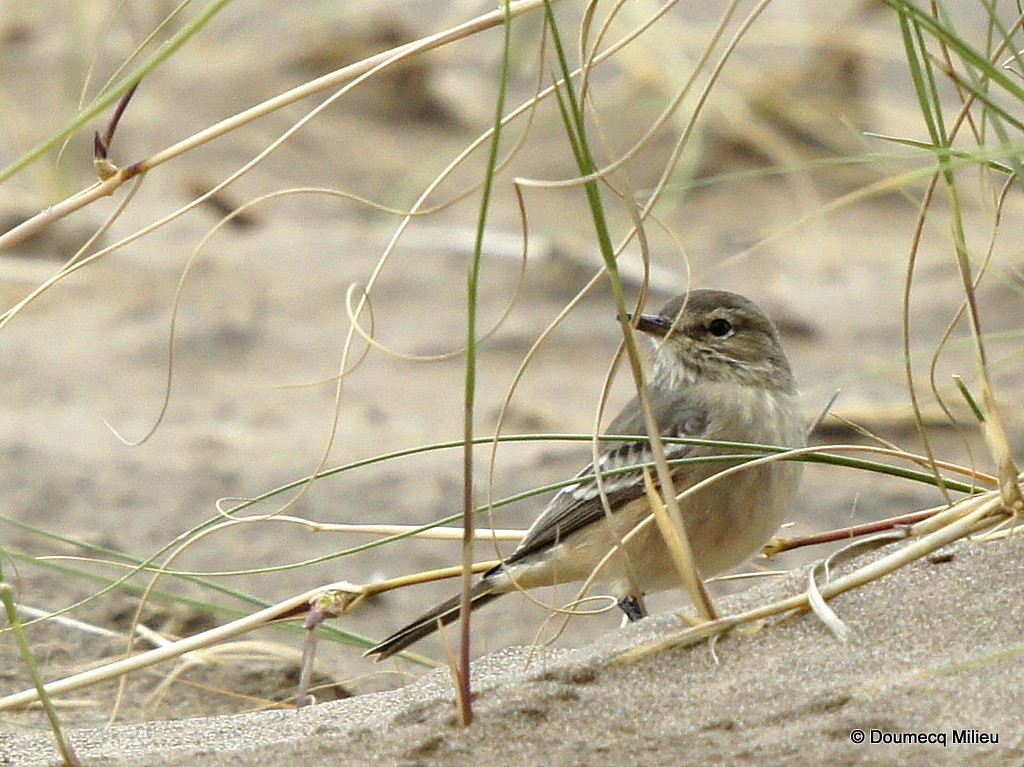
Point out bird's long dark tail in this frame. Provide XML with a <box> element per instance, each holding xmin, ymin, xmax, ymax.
<box><xmin>364</xmin><ymin>580</ymin><xmax>502</xmax><ymax>661</ymax></box>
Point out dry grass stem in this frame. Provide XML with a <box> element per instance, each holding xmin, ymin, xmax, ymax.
<box><xmin>261</xmin><ymin>517</ymin><xmax>525</xmax><ymax>541</ymax></box>
<box><xmin>763</xmin><ymin>506</ymin><xmax>949</xmax><ymax>556</ymax></box>
<box><xmin>0</xmin><ymin>560</ymin><xmax>506</xmax><ymax>711</ymax></box>
<box><xmin>0</xmin><ymin>582</ymin><xmax>361</xmax><ymax>712</ymax></box>
<box><xmin>612</xmin><ymin>490</ymin><xmax>1011</xmax><ymax>665</ymax></box>
<box><xmin>642</xmin><ymin>467</ymin><xmax>717</xmax><ymax>620</ymax></box>
<box><xmin>0</xmin><ymin>0</ymin><xmax>554</xmax><ymax>254</ymax></box>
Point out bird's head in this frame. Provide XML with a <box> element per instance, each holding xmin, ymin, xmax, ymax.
<box><xmin>631</xmin><ymin>289</ymin><xmax>795</xmax><ymax>392</ymax></box>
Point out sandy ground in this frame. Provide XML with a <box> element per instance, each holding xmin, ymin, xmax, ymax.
<box><xmin>2</xmin><ymin>1</ymin><xmax>1024</xmax><ymax>765</ymax></box>
<box><xmin>6</xmin><ymin>533</ymin><xmax>1024</xmax><ymax>766</ymax></box>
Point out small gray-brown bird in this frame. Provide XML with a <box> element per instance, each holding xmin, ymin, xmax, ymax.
<box><xmin>366</xmin><ymin>289</ymin><xmax>804</xmax><ymax>660</ymax></box>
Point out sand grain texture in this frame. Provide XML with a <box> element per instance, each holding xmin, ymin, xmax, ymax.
<box><xmin>5</xmin><ymin>533</ymin><xmax>1024</xmax><ymax>767</ymax></box>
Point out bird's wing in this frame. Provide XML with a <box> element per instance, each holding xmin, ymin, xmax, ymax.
<box><xmin>502</xmin><ymin>391</ymin><xmax>710</xmax><ymax>567</ymax></box>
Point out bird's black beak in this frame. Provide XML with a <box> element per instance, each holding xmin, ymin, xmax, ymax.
<box><xmin>625</xmin><ymin>312</ymin><xmax>673</xmax><ymax>337</ymax></box>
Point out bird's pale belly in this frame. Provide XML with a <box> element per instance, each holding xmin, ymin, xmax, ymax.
<box><xmin>674</xmin><ymin>458</ymin><xmax>801</xmax><ymax>579</ymax></box>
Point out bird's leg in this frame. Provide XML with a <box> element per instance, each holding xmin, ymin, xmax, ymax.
<box><xmin>617</xmin><ymin>594</ymin><xmax>648</xmax><ymax>622</ymax></box>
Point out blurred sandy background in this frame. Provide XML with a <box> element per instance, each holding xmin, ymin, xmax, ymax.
<box><xmin>1</xmin><ymin>0</ymin><xmax>1023</xmax><ymax>746</ymax></box>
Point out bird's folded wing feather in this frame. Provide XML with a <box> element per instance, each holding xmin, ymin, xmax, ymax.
<box><xmin>502</xmin><ymin>391</ymin><xmax>711</xmax><ymax>567</ymax></box>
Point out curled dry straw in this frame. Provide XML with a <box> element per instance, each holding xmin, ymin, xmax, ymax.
<box><xmin>0</xmin><ymin>476</ymin><xmax>1016</xmax><ymax>711</ymax></box>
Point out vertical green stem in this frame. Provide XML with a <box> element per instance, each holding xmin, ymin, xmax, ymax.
<box><xmin>542</xmin><ymin>0</ymin><xmax>716</xmax><ymax>620</ymax></box>
<box><xmin>0</xmin><ymin>558</ymin><xmax>81</xmax><ymax>766</ymax></box>
<box><xmin>459</xmin><ymin>0</ymin><xmax>514</xmax><ymax>727</ymax></box>
<box><xmin>895</xmin><ymin>6</ymin><xmax>1021</xmax><ymax>506</ymax></box>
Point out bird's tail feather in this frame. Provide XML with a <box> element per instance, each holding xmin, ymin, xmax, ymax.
<box><xmin>365</xmin><ymin>581</ymin><xmax>501</xmax><ymax>661</ymax></box>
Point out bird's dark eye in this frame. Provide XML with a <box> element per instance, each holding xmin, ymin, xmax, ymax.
<box><xmin>708</xmin><ymin>318</ymin><xmax>733</xmax><ymax>337</ymax></box>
